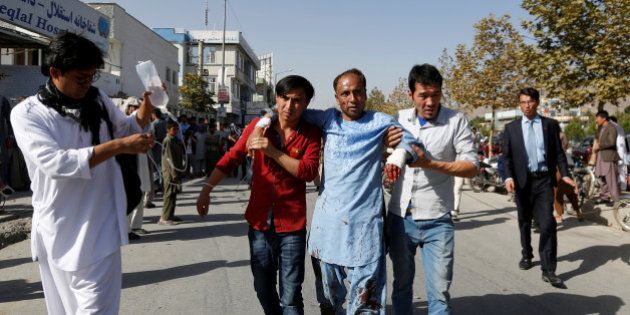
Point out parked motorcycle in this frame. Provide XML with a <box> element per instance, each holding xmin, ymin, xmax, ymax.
<box><xmin>471</xmin><ymin>155</ymin><xmax>506</xmax><ymax>192</ymax></box>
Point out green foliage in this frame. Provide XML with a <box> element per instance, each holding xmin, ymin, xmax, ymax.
<box><xmin>522</xmin><ymin>0</ymin><xmax>630</xmax><ymax>109</ymax></box>
<box><xmin>366</xmin><ymin>87</ymin><xmax>386</xmax><ymax>109</ymax></box>
<box><xmin>366</xmin><ymin>86</ymin><xmax>398</xmax><ymax>115</ymax></box>
<box><xmin>612</xmin><ymin>113</ymin><xmax>630</xmax><ymax>135</ymax></box>
<box><xmin>441</xmin><ymin>15</ymin><xmax>532</xmax><ymax>112</ymax></box>
<box><xmin>179</xmin><ymin>73</ymin><xmax>216</xmax><ymax>113</ymax></box>
<box><xmin>388</xmin><ymin>78</ymin><xmax>413</xmax><ymax>109</ymax></box>
<box><xmin>563</xmin><ymin>118</ymin><xmax>586</xmax><ymax>141</ymax></box>
<box><xmin>586</xmin><ymin>119</ymin><xmax>597</xmax><ymax>137</ymax></box>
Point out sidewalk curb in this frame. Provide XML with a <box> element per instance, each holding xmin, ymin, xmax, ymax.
<box><xmin>0</xmin><ymin>177</ymin><xmax>205</xmax><ymax>250</ymax></box>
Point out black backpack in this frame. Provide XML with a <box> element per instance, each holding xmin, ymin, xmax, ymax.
<box><xmin>101</xmin><ymin>105</ymin><xmax>142</xmax><ymax>215</ymax></box>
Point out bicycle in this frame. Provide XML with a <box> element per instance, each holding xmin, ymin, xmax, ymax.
<box><xmin>614</xmin><ymin>198</ymin><xmax>630</xmax><ymax>231</ymax></box>
<box><xmin>572</xmin><ymin>159</ymin><xmax>630</xmax><ymax>231</ymax></box>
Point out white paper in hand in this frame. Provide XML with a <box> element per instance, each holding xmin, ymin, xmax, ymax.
<box><xmin>136</xmin><ymin>60</ymin><xmax>169</xmax><ymax>109</ymax></box>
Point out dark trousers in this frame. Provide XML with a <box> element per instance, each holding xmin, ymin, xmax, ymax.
<box><xmin>161</xmin><ymin>180</ymin><xmax>178</xmax><ymax>220</ymax></box>
<box><xmin>248</xmin><ymin>226</ymin><xmax>306</xmax><ymax>315</ymax></box>
<box><xmin>514</xmin><ymin>175</ymin><xmax>558</xmax><ymax>272</ymax></box>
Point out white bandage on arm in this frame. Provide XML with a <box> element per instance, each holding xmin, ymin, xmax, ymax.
<box><xmin>386</xmin><ymin>148</ymin><xmax>408</xmax><ymax>168</ymax></box>
<box><xmin>255</xmin><ymin>117</ymin><xmax>271</xmax><ymax>128</ymax></box>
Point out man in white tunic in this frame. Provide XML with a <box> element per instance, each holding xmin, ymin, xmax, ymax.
<box><xmin>10</xmin><ymin>32</ymin><xmax>155</xmax><ymax>314</ymax></box>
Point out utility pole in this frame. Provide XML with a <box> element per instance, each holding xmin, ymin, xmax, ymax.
<box><xmin>220</xmin><ymin>0</ymin><xmax>227</xmax><ymax>123</ymax></box>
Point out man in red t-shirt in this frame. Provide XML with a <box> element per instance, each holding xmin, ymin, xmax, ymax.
<box><xmin>196</xmin><ymin>75</ymin><xmax>321</xmax><ymax>314</ymax></box>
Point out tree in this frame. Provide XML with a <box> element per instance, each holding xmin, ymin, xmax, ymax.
<box><xmin>388</xmin><ymin>77</ymin><xmax>413</xmax><ymax>109</ymax></box>
<box><xmin>522</xmin><ymin>0</ymin><xmax>630</xmax><ymax>109</ymax></box>
<box><xmin>563</xmin><ymin>118</ymin><xmax>586</xmax><ymax>142</ymax></box>
<box><xmin>366</xmin><ymin>86</ymin><xmax>400</xmax><ymax>115</ymax></box>
<box><xmin>440</xmin><ymin>14</ymin><xmax>532</xmax><ymax>156</ymax></box>
<box><xmin>179</xmin><ymin>73</ymin><xmax>216</xmax><ymax>113</ymax></box>
<box><xmin>438</xmin><ymin>49</ymin><xmax>458</xmax><ymax>109</ymax></box>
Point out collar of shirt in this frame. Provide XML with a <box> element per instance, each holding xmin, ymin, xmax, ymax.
<box><xmin>521</xmin><ymin>114</ymin><xmax>541</xmax><ymax>125</ymax></box>
<box><xmin>415</xmin><ymin>106</ymin><xmax>444</xmax><ymax>127</ymax></box>
<box><xmin>268</xmin><ymin>119</ymin><xmax>303</xmax><ymax>149</ymax></box>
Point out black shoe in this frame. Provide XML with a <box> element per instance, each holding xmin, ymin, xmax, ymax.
<box><xmin>519</xmin><ymin>258</ymin><xmax>533</xmax><ymax>270</ymax></box>
<box><xmin>132</xmin><ymin>228</ymin><xmax>150</xmax><ymax>235</ymax></box>
<box><xmin>128</xmin><ymin>232</ymin><xmax>140</xmax><ymax>240</ymax></box>
<box><xmin>596</xmin><ymin>198</ymin><xmax>611</xmax><ymax>205</ymax></box>
<box><xmin>542</xmin><ymin>271</ymin><xmax>563</xmax><ymax>286</ymax></box>
<box><xmin>144</xmin><ymin>202</ymin><xmax>156</xmax><ymax>208</ymax></box>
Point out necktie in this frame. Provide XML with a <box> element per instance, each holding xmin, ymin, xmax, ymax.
<box><xmin>527</xmin><ymin>121</ymin><xmax>538</xmax><ymax>172</ymax></box>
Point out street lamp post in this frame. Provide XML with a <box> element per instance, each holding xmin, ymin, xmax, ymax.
<box><xmin>274</xmin><ymin>68</ymin><xmax>294</xmax><ymax>86</ymax></box>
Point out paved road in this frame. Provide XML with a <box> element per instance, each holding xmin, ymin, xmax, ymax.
<box><xmin>1</xmin><ymin>177</ymin><xmax>628</xmax><ymax>314</ymax></box>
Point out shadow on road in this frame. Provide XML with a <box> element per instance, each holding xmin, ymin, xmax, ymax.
<box><xmin>447</xmin><ymin>292</ymin><xmax>624</xmax><ymax>315</ymax></box>
<box><xmin>133</xmin><ymin>221</ymin><xmax>248</xmax><ymax>244</ymax></box>
<box><xmin>0</xmin><ymin>279</ymin><xmax>43</xmax><ymax>303</ymax></box>
<box><xmin>143</xmin><ymin>213</ymin><xmax>245</xmax><ymax>225</ymax></box>
<box><xmin>456</xmin><ymin>206</ymin><xmax>516</xmax><ymax>221</ymax></box>
<box><xmin>454</xmin><ymin>217</ymin><xmax>510</xmax><ymax>230</ymax></box>
<box><xmin>0</xmin><ymin>257</ymin><xmax>32</xmax><ymax>270</ymax></box>
<box><xmin>123</xmin><ymin>259</ymin><xmax>249</xmax><ymax>289</ymax></box>
<box><xmin>558</xmin><ymin>244</ymin><xmax>630</xmax><ymax>281</ymax></box>
<box><xmin>385</xmin><ymin>292</ymin><xmax>625</xmax><ymax>315</ymax></box>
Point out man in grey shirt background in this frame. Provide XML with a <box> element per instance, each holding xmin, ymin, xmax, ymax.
<box><xmin>387</xmin><ymin>64</ymin><xmax>478</xmax><ymax>315</ymax></box>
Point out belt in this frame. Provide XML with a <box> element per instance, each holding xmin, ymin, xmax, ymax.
<box><xmin>527</xmin><ymin>171</ymin><xmax>549</xmax><ymax>179</ymax></box>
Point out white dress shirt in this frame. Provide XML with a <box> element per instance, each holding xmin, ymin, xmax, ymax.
<box><xmin>11</xmin><ymin>90</ymin><xmax>143</xmax><ymax>271</ymax></box>
<box><xmin>388</xmin><ymin>106</ymin><xmax>478</xmax><ymax>220</ymax></box>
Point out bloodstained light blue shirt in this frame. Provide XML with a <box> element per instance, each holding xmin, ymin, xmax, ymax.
<box><xmin>304</xmin><ymin>108</ymin><xmax>417</xmax><ymax>267</ymax></box>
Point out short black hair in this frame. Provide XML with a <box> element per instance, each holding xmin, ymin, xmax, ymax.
<box><xmin>276</xmin><ymin>75</ymin><xmax>315</xmax><ymax>102</ymax></box>
<box><xmin>41</xmin><ymin>31</ymin><xmax>104</xmax><ymax>76</ymax></box>
<box><xmin>518</xmin><ymin>87</ymin><xmax>540</xmax><ymax>103</ymax></box>
<box><xmin>333</xmin><ymin>68</ymin><xmax>366</xmax><ymax>93</ymax></box>
<box><xmin>408</xmin><ymin>64</ymin><xmax>443</xmax><ymax>93</ymax></box>
<box><xmin>166</xmin><ymin>119</ymin><xmax>179</xmax><ymax>130</ymax></box>
<box><xmin>596</xmin><ymin>110</ymin><xmax>609</xmax><ymax>120</ymax></box>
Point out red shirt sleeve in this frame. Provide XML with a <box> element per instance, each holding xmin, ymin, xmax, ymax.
<box><xmin>295</xmin><ymin>125</ymin><xmax>322</xmax><ymax>182</ymax></box>
<box><xmin>215</xmin><ymin>118</ymin><xmax>259</xmax><ymax>175</ymax></box>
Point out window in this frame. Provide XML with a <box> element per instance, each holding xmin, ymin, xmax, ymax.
<box><xmin>188</xmin><ymin>46</ymin><xmax>199</xmax><ymax>64</ymax></box>
<box><xmin>203</xmin><ymin>47</ymin><xmax>215</xmax><ymax>64</ymax></box>
<box><xmin>208</xmin><ymin>76</ymin><xmax>217</xmax><ymax>93</ymax></box>
<box><xmin>232</xmin><ymin>82</ymin><xmax>240</xmax><ymax>100</ymax></box>
<box><xmin>166</xmin><ymin>68</ymin><xmax>171</xmax><ymax>83</ymax></box>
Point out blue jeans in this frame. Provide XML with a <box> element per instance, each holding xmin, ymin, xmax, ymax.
<box><xmin>387</xmin><ymin>213</ymin><xmax>454</xmax><ymax>315</ymax></box>
<box><xmin>319</xmin><ymin>255</ymin><xmax>386</xmax><ymax>315</ymax></box>
<box><xmin>248</xmin><ymin>226</ymin><xmax>306</xmax><ymax>315</ymax></box>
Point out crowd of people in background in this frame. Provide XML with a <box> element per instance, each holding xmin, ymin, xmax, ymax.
<box><xmin>5</xmin><ymin>31</ymin><xmax>630</xmax><ymax>315</ymax></box>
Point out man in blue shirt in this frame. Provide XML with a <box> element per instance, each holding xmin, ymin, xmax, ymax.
<box><xmin>303</xmin><ymin>69</ymin><xmax>417</xmax><ymax>314</ymax></box>
<box><xmin>503</xmin><ymin>87</ymin><xmax>576</xmax><ymax>287</ymax></box>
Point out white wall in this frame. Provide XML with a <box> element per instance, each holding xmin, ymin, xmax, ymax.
<box><xmin>92</xmin><ymin>4</ymin><xmax>179</xmax><ymax>104</ymax></box>
<box><xmin>0</xmin><ymin>65</ymin><xmax>46</xmax><ymax>102</ymax></box>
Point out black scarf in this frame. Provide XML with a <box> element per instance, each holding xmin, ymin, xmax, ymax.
<box><xmin>37</xmin><ymin>80</ymin><xmax>106</xmax><ymax>146</ymax></box>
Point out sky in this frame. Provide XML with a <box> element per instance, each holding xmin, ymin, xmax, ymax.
<box><xmin>85</xmin><ymin>0</ymin><xmax>531</xmax><ymax>108</ymax></box>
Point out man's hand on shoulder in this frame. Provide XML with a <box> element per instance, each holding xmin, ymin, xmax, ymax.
<box><xmin>384</xmin><ymin>126</ymin><xmax>402</xmax><ymax>148</ymax></box>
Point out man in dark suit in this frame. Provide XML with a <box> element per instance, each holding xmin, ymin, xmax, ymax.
<box><xmin>503</xmin><ymin>87</ymin><xmax>577</xmax><ymax>287</ymax></box>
